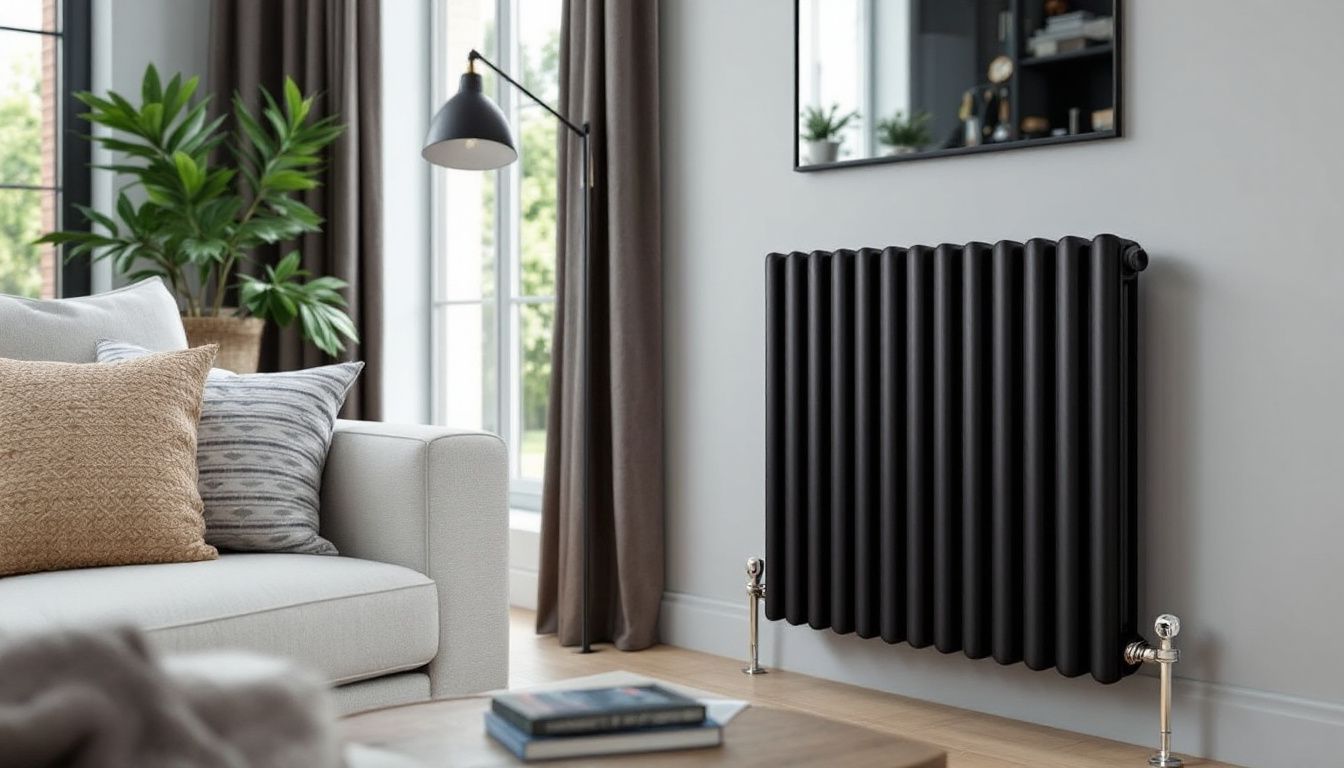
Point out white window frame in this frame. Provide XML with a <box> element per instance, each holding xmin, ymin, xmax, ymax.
<box><xmin>430</xmin><ymin>0</ymin><xmax>556</xmax><ymax>512</ymax></box>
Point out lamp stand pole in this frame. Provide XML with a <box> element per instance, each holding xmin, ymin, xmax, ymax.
<box><xmin>579</xmin><ymin>123</ymin><xmax>593</xmax><ymax>654</ymax></box>
<box><xmin>466</xmin><ymin>50</ymin><xmax>596</xmax><ymax>654</ymax></box>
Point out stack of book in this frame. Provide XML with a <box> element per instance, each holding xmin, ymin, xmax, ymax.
<box><xmin>1027</xmin><ymin>11</ymin><xmax>1115</xmax><ymax>57</ymax></box>
<box><xmin>485</xmin><ymin>684</ymin><xmax>722</xmax><ymax>762</ymax></box>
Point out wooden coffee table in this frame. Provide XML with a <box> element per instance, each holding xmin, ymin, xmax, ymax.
<box><xmin>343</xmin><ymin>696</ymin><xmax>946</xmax><ymax>767</ymax></box>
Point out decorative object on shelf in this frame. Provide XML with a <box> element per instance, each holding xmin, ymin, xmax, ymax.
<box><xmin>956</xmin><ymin>91</ymin><xmax>982</xmax><ymax>148</ymax></box>
<box><xmin>876</xmin><ymin>110</ymin><xmax>932</xmax><ymax>155</ymax></box>
<box><xmin>1020</xmin><ymin>115</ymin><xmax>1051</xmax><ymax>138</ymax></box>
<box><xmin>1069</xmin><ymin>107</ymin><xmax>1083</xmax><ymax>134</ymax></box>
<box><xmin>1044</xmin><ymin>0</ymin><xmax>1069</xmax><ymax>16</ymax></box>
<box><xmin>988</xmin><ymin>54</ymin><xmax>1015</xmax><ymax>85</ymax></box>
<box><xmin>423</xmin><ymin>49</ymin><xmax>600</xmax><ymax>655</ymax></box>
<box><xmin>1092</xmin><ymin>108</ymin><xmax>1115</xmax><ymax>132</ymax></box>
<box><xmin>800</xmin><ymin>104</ymin><xmax>858</xmax><ymax>164</ymax></box>
<box><xmin>986</xmin><ymin>56</ymin><xmax>1016</xmax><ymax>143</ymax></box>
<box><xmin>1027</xmin><ymin>9</ymin><xmax>1115</xmax><ymax>58</ymax></box>
<box><xmin>38</xmin><ymin>66</ymin><xmax>356</xmax><ymax>373</ymax></box>
<box><xmin>992</xmin><ymin>88</ymin><xmax>1013</xmax><ymax>142</ymax></box>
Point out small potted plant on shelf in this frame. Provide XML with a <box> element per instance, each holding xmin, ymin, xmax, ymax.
<box><xmin>876</xmin><ymin>110</ymin><xmax>932</xmax><ymax>156</ymax></box>
<box><xmin>39</xmin><ymin>65</ymin><xmax>355</xmax><ymax>373</ymax></box>
<box><xmin>800</xmin><ymin>104</ymin><xmax>858</xmax><ymax>165</ymax></box>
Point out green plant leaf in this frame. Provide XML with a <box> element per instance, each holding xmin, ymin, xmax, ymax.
<box><xmin>274</xmin><ymin>251</ymin><xmax>302</xmax><ymax>281</ymax></box>
<box><xmin>283</xmin><ymin>77</ymin><xmax>307</xmax><ymax>126</ymax></box>
<box><xmin>142</xmin><ymin>64</ymin><xmax>162</xmax><ymax>105</ymax></box>
<box><xmin>233</xmin><ymin>96</ymin><xmax>274</xmax><ymax>157</ymax></box>
<box><xmin>73</xmin><ymin>204</ymin><xmax>119</xmax><ymax>235</ymax></box>
<box><xmin>165</xmin><ymin>98</ymin><xmax>209</xmax><ymax>151</ymax></box>
<box><xmin>182</xmin><ymin>238</ymin><xmax>226</xmax><ymax>262</ymax></box>
<box><xmin>262</xmin><ymin>105</ymin><xmax>290</xmax><ymax>144</ymax></box>
<box><xmin>264</xmin><ymin>170</ymin><xmax>318</xmax><ymax>191</ymax></box>
<box><xmin>173</xmin><ymin>151</ymin><xmax>203</xmax><ymax>196</ymax></box>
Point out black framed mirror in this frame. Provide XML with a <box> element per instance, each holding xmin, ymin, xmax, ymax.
<box><xmin>795</xmin><ymin>0</ymin><xmax>1121</xmax><ymax>171</ymax></box>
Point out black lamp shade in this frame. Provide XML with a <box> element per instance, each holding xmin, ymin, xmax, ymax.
<box><xmin>422</xmin><ymin>72</ymin><xmax>517</xmax><ymax>170</ymax></box>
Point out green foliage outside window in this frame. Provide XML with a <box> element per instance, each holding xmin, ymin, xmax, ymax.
<box><xmin>0</xmin><ymin>55</ymin><xmax>44</xmax><ymax>297</ymax></box>
<box><xmin>518</xmin><ymin>31</ymin><xmax>559</xmax><ymax>437</ymax></box>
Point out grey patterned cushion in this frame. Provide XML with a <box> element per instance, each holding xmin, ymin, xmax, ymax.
<box><xmin>96</xmin><ymin>339</ymin><xmax>362</xmax><ymax>555</ymax></box>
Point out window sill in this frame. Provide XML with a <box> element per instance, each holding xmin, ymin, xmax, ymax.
<box><xmin>510</xmin><ymin>507</ymin><xmax>541</xmax><ymax>533</ymax></box>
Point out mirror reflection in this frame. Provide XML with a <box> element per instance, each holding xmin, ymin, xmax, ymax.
<box><xmin>797</xmin><ymin>0</ymin><xmax>1118</xmax><ymax>167</ymax></box>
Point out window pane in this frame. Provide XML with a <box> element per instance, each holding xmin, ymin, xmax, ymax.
<box><xmin>517</xmin><ymin>105</ymin><xmax>556</xmax><ymax>299</ymax></box>
<box><xmin>0</xmin><ymin>29</ymin><xmax>58</xmax><ymax>186</ymax></box>
<box><xmin>0</xmin><ymin>188</ymin><xmax>57</xmax><ymax>298</ymax></box>
<box><xmin>0</xmin><ymin>1</ymin><xmax>56</xmax><ymax>33</ymax></box>
<box><xmin>438</xmin><ymin>0</ymin><xmax>497</xmax><ymax>303</ymax></box>
<box><xmin>518</xmin><ymin>0</ymin><xmax>562</xmax><ymax>104</ymax></box>
<box><xmin>439</xmin><ymin>168</ymin><xmax>496</xmax><ymax>301</ymax></box>
<box><xmin>516</xmin><ymin>301</ymin><xmax>551</xmax><ymax>480</ymax></box>
<box><xmin>517</xmin><ymin>0</ymin><xmax>561</xmax><ymax>300</ymax></box>
<box><xmin>439</xmin><ymin>301</ymin><xmax>498</xmax><ymax>433</ymax></box>
<box><xmin>444</xmin><ymin>0</ymin><xmax>497</xmax><ymax>101</ymax></box>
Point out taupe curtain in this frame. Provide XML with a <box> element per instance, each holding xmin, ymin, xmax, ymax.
<box><xmin>537</xmin><ymin>0</ymin><xmax>663</xmax><ymax>651</ymax></box>
<box><xmin>208</xmin><ymin>0</ymin><xmax>383</xmax><ymax>419</ymax></box>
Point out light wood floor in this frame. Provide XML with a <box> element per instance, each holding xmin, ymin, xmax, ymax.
<box><xmin>508</xmin><ymin>609</ymin><xmax>1236</xmax><ymax>768</ymax></box>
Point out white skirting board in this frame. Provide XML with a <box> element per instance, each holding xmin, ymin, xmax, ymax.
<box><xmin>509</xmin><ymin>566</ymin><xmax>539</xmax><ymax>611</ymax></box>
<box><xmin>508</xmin><ymin>512</ymin><xmax>541</xmax><ymax>610</ymax></box>
<box><xmin>659</xmin><ymin>591</ymin><xmax>1344</xmax><ymax>768</ymax></box>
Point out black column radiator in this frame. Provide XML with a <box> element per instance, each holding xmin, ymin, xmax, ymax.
<box><xmin>764</xmin><ymin>235</ymin><xmax>1148</xmax><ymax>684</ymax></box>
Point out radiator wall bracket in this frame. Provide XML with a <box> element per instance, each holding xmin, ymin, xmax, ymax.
<box><xmin>1124</xmin><ymin>614</ymin><xmax>1184</xmax><ymax>768</ymax></box>
<box><xmin>742</xmin><ymin>557</ymin><xmax>767</xmax><ymax>675</ymax></box>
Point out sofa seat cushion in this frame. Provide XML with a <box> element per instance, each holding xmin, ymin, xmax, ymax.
<box><xmin>0</xmin><ymin>554</ymin><xmax>438</xmax><ymax>686</ymax></box>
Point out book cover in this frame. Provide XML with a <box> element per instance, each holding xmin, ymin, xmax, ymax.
<box><xmin>484</xmin><ymin>711</ymin><xmax>722</xmax><ymax>762</ymax></box>
<box><xmin>491</xmin><ymin>684</ymin><xmax>706</xmax><ymax>736</ymax></box>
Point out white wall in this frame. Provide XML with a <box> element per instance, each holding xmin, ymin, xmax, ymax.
<box><xmin>90</xmin><ymin>0</ymin><xmax>212</xmax><ymax>293</ymax></box>
<box><xmin>661</xmin><ymin>2</ymin><xmax>1344</xmax><ymax>767</ymax></box>
<box><xmin>380</xmin><ymin>0</ymin><xmax>433</xmax><ymax>423</ymax></box>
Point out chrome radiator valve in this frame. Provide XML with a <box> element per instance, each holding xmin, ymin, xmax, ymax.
<box><xmin>742</xmin><ymin>557</ymin><xmax>767</xmax><ymax>675</ymax></box>
<box><xmin>1124</xmin><ymin>614</ymin><xmax>1184</xmax><ymax>768</ymax></box>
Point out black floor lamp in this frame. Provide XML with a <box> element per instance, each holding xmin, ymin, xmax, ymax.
<box><xmin>422</xmin><ymin>50</ymin><xmax>595</xmax><ymax>654</ymax></box>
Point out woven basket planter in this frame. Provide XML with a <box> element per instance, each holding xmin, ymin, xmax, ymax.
<box><xmin>181</xmin><ymin>313</ymin><xmax>265</xmax><ymax>374</ymax></box>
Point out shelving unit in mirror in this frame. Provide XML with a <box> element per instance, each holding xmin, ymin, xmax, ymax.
<box><xmin>795</xmin><ymin>0</ymin><xmax>1121</xmax><ymax>170</ymax></box>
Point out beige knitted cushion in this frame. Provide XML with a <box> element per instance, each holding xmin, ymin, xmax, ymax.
<box><xmin>0</xmin><ymin>346</ymin><xmax>219</xmax><ymax>577</ymax></box>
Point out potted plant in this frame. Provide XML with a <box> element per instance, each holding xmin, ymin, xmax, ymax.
<box><xmin>876</xmin><ymin>110</ymin><xmax>932</xmax><ymax>156</ymax></box>
<box><xmin>39</xmin><ymin>65</ymin><xmax>355</xmax><ymax>373</ymax></box>
<box><xmin>800</xmin><ymin>104</ymin><xmax>858</xmax><ymax>165</ymax></box>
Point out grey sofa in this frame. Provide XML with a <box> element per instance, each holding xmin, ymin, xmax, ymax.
<box><xmin>0</xmin><ymin>279</ymin><xmax>509</xmax><ymax>713</ymax></box>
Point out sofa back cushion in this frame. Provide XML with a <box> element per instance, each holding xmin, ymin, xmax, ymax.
<box><xmin>0</xmin><ymin>346</ymin><xmax>219</xmax><ymax>577</ymax></box>
<box><xmin>0</xmin><ymin>278</ymin><xmax>186</xmax><ymax>362</ymax></box>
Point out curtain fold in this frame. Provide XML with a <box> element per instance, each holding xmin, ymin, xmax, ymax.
<box><xmin>537</xmin><ymin>0</ymin><xmax>663</xmax><ymax>651</ymax></box>
<box><xmin>208</xmin><ymin>0</ymin><xmax>383</xmax><ymax>419</ymax></box>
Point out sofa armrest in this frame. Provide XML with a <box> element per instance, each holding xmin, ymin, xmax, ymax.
<box><xmin>319</xmin><ymin>419</ymin><xmax>508</xmax><ymax>697</ymax></box>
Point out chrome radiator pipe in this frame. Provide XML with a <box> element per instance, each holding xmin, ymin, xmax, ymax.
<box><xmin>1124</xmin><ymin>614</ymin><xmax>1184</xmax><ymax>768</ymax></box>
<box><xmin>743</xmin><ymin>557</ymin><xmax>767</xmax><ymax>675</ymax></box>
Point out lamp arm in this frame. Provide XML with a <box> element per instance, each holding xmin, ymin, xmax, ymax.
<box><xmin>468</xmin><ymin>49</ymin><xmax>587</xmax><ymax>138</ymax></box>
